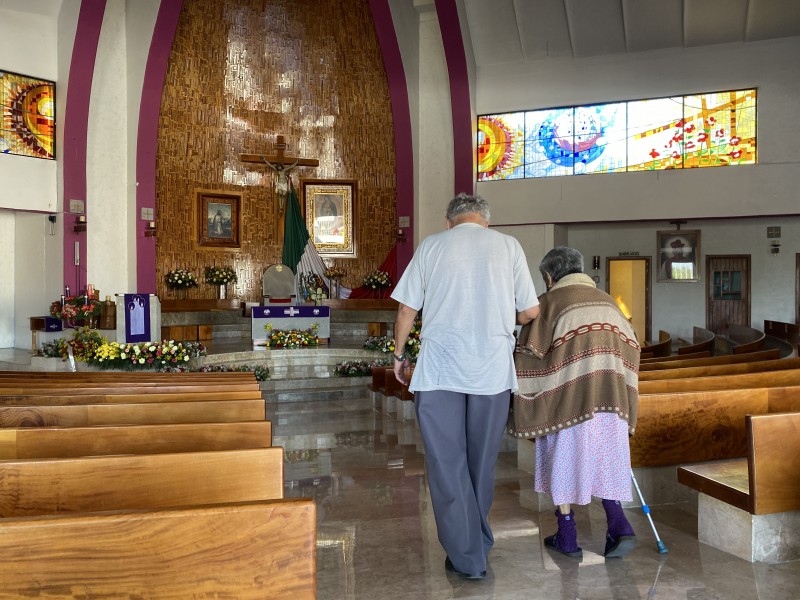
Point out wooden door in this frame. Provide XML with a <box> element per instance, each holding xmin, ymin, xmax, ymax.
<box><xmin>706</xmin><ymin>255</ymin><xmax>751</xmax><ymax>334</ymax></box>
<box><xmin>606</xmin><ymin>257</ymin><xmax>651</xmax><ymax>344</ymax></box>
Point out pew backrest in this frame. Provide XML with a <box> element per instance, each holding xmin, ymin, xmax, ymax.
<box><xmin>638</xmin><ymin>367</ymin><xmax>800</xmax><ymax>394</ymax></box>
<box><xmin>640</xmin><ymin>348</ymin><xmax>779</xmax><ymax>371</ymax></box>
<box><xmin>747</xmin><ymin>412</ymin><xmax>800</xmax><ymax>514</ymax></box>
<box><xmin>0</xmin><ymin>399</ymin><xmax>266</xmax><ymax>428</ymax></box>
<box><xmin>0</xmin><ymin>498</ymin><xmax>316</xmax><ymax>599</ymax></box>
<box><xmin>0</xmin><ymin>421</ymin><xmax>273</xmax><ymax>459</ymax></box>
<box><xmin>0</xmin><ymin>447</ymin><xmax>285</xmax><ymax>517</ymax></box>
<box><xmin>678</xmin><ymin>326</ymin><xmax>715</xmax><ymax>355</ymax></box>
<box><xmin>639</xmin><ymin>357</ymin><xmax>800</xmax><ymax>381</ymax></box>
<box><xmin>0</xmin><ymin>389</ymin><xmax>263</xmax><ymax>406</ymax></box>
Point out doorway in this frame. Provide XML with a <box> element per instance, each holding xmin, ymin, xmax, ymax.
<box><xmin>706</xmin><ymin>255</ymin><xmax>751</xmax><ymax>334</ymax></box>
<box><xmin>606</xmin><ymin>257</ymin><xmax>651</xmax><ymax>344</ymax></box>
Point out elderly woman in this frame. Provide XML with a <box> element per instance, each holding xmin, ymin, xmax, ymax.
<box><xmin>508</xmin><ymin>247</ymin><xmax>640</xmax><ymax>559</ymax></box>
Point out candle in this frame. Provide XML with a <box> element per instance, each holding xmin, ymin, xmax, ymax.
<box><xmin>78</xmin><ymin>215</ymin><xmax>86</xmax><ymax>223</ymax></box>
<box><xmin>148</xmin><ymin>221</ymin><xmax>156</xmax><ymax>229</ymax></box>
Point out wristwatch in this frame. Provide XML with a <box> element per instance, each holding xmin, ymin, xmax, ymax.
<box><xmin>392</xmin><ymin>352</ymin><xmax>406</xmax><ymax>362</ymax></box>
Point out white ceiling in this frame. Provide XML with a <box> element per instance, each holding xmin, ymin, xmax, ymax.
<box><xmin>463</xmin><ymin>0</ymin><xmax>800</xmax><ymax>66</ymax></box>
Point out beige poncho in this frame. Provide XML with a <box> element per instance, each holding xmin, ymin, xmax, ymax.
<box><xmin>507</xmin><ymin>273</ymin><xmax>640</xmax><ymax>439</ymax></box>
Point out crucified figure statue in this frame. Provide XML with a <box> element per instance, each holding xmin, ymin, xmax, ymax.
<box><xmin>240</xmin><ymin>135</ymin><xmax>319</xmax><ymax>212</ymax></box>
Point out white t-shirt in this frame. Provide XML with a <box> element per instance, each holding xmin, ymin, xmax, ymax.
<box><xmin>391</xmin><ymin>223</ymin><xmax>539</xmax><ymax>394</ymax></box>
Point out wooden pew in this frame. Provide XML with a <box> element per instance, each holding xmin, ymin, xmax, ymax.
<box><xmin>0</xmin><ymin>399</ymin><xmax>266</xmax><ymax>427</ymax></box>
<box><xmin>764</xmin><ymin>319</ymin><xmax>800</xmax><ymax>356</ymax></box>
<box><xmin>677</xmin><ymin>326</ymin><xmax>715</xmax><ymax>355</ymax></box>
<box><xmin>630</xmin><ymin>386</ymin><xmax>800</xmax><ymax>468</ymax></box>
<box><xmin>0</xmin><ymin>447</ymin><xmax>285</xmax><ymax>517</ymax></box>
<box><xmin>675</xmin><ymin>412</ymin><xmax>800</xmax><ymax>563</ymax></box>
<box><xmin>677</xmin><ymin>412</ymin><xmax>800</xmax><ymax>515</ymax></box>
<box><xmin>641</xmin><ymin>330</ymin><xmax>672</xmax><ymax>359</ymax></box>
<box><xmin>0</xmin><ymin>389</ymin><xmax>264</xmax><ymax>405</ymax></box>
<box><xmin>0</xmin><ymin>498</ymin><xmax>316</xmax><ymax>599</ymax></box>
<box><xmin>640</xmin><ymin>348</ymin><xmax>779</xmax><ymax>371</ymax></box>
<box><xmin>640</xmin><ymin>350</ymin><xmax>711</xmax><ymax>365</ymax></box>
<box><xmin>638</xmin><ymin>367</ymin><xmax>800</xmax><ymax>394</ymax></box>
<box><xmin>0</xmin><ymin>370</ymin><xmax>257</xmax><ymax>381</ymax></box>
<box><xmin>0</xmin><ymin>421</ymin><xmax>272</xmax><ymax>459</ymax></box>
<box><xmin>639</xmin><ymin>356</ymin><xmax>800</xmax><ymax>381</ymax></box>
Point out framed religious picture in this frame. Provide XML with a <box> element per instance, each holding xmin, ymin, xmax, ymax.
<box><xmin>301</xmin><ymin>178</ymin><xmax>357</xmax><ymax>257</ymax></box>
<box><xmin>196</xmin><ymin>189</ymin><xmax>242</xmax><ymax>249</ymax></box>
<box><xmin>656</xmin><ymin>230</ymin><xmax>700</xmax><ymax>282</ymax></box>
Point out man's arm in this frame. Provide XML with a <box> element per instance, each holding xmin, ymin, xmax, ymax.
<box><xmin>517</xmin><ymin>304</ymin><xmax>540</xmax><ymax>325</ymax></box>
<box><xmin>392</xmin><ymin>303</ymin><xmax>418</xmax><ymax>385</ymax></box>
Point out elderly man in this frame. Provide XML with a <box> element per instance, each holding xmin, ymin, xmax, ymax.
<box><xmin>508</xmin><ymin>246</ymin><xmax>640</xmax><ymax>559</ymax></box>
<box><xmin>391</xmin><ymin>193</ymin><xmax>540</xmax><ymax>580</ymax></box>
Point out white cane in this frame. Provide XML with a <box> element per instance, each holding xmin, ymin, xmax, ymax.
<box><xmin>631</xmin><ymin>469</ymin><xmax>668</xmax><ymax>554</ymax></box>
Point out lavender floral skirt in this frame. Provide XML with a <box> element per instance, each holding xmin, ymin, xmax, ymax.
<box><xmin>534</xmin><ymin>412</ymin><xmax>633</xmax><ymax>505</ymax></box>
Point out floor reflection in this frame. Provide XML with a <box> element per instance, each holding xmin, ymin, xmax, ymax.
<box><xmin>273</xmin><ymin>393</ymin><xmax>798</xmax><ymax>600</ymax></box>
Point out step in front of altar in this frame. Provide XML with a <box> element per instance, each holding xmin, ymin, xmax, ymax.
<box><xmin>263</xmin><ymin>376</ymin><xmax>372</xmax><ymax>403</ymax></box>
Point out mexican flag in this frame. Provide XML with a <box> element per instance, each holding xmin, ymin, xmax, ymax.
<box><xmin>282</xmin><ymin>182</ymin><xmax>330</xmax><ymax>300</ymax></box>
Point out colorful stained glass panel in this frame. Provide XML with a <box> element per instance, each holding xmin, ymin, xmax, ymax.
<box><xmin>0</xmin><ymin>71</ymin><xmax>55</xmax><ymax>159</ymax></box>
<box><xmin>477</xmin><ymin>113</ymin><xmax>525</xmax><ymax>181</ymax></box>
<box><xmin>579</xmin><ymin>103</ymin><xmax>627</xmax><ymax>174</ymax></box>
<box><xmin>682</xmin><ymin>89</ymin><xmax>756</xmax><ymax>168</ymax></box>
<box><xmin>524</xmin><ymin>108</ymin><xmax>574</xmax><ymax>178</ymax></box>
<box><xmin>627</xmin><ymin>96</ymin><xmax>684</xmax><ymax>171</ymax></box>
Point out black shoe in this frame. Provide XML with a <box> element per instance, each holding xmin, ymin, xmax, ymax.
<box><xmin>445</xmin><ymin>557</ymin><xmax>486</xmax><ymax>580</ymax></box>
<box><xmin>604</xmin><ymin>533</ymin><xmax>637</xmax><ymax>558</ymax></box>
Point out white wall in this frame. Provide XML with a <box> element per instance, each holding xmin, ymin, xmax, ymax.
<box><xmin>476</xmin><ymin>37</ymin><xmax>800</xmax><ymax>225</ymax></box>
<box><xmin>566</xmin><ymin>217</ymin><xmax>800</xmax><ymax>341</ymax></box>
<box><xmin>86</xmin><ymin>0</ymin><xmax>131</xmax><ymax>298</ymax></box>
<box><xmin>0</xmin><ymin>9</ymin><xmax>58</xmax><ymax>213</ymax></box>
<box><xmin>416</xmin><ymin>6</ymin><xmax>454</xmax><ymax>244</ymax></box>
<box><xmin>0</xmin><ymin>212</ymin><xmax>14</xmax><ymax>347</ymax></box>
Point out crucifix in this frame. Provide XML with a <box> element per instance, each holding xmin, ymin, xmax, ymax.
<box><xmin>240</xmin><ymin>135</ymin><xmax>319</xmax><ymax>212</ymax></box>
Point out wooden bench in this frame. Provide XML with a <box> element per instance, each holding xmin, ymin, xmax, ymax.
<box><xmin>0</xmin><ymin>389</ymin><xmax>264</xmax><ymax>406</ymax></box>
<box><xmin>640</xmin><ymin>350</ymin><xmax>711</xmax><ymax>365</ymax></box>
<box><xmin>0</xmin><ymin>421</ymin><xmax>272</xmax><ymax>459</ymax></box>
<box><xmin>631</xmin><ymin>386</ymin><xmax>800</xmax><ymax>468</ymax></box>
<box><xmin>0</xmin><ymin>498</ymin><xmax>316</xmax><ymax>598</ymax></box>
<box><xmin>640</xmin><ymin>330</ymin><xmax>672</xmax><ymax>359</ymax></box>
<box><xmin>676</xmin><ymin>412</ymin><xmax>800</xmax><ymax>563</ymax></box>
<box><xmin>715</xmin><ymin>324</ymin><xmax>766</xmax><ymax>355</ymax></box>
<box><xmin>638</xmin><ymin>367</ymin><xmax>800</xmax><ymax>394</ymax></box>
<box><xmin>764</xmin><ymin>319</ymin><xmax>800</xmax><ymax>356</ymax></box>
<box><xmin>0</xmin><ymin>447</ymin><xmax>285</xmax><ymax>516</ymax></box>
<box><xmin>639</xmin><ymin>356</ymin><xmax>800</xmax><ymax>381</ymax></box>
<box><xmin>0</xmin><ymin>370</ymin><xmax>257</xmax><ymax>381</ymax></box>
<box><xmin>640</xmin><ymin>348</ymin><xmax>779</xmax><ymax>370</ymax></box>
<box><xmin>677</xmin><ymin>326</ymin><xmax>715</xmax><ymax>355</ymax></box>
<box><xmin>0</xmin><ymin>399</ymin><xmax>266</xmax><ymax>427</ymax></box>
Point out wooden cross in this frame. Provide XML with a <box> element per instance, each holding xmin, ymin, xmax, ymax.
<box><xmin>240</xmin><ymin>136</ymin><xmax>319</xmax><ymax>212</ymax></box>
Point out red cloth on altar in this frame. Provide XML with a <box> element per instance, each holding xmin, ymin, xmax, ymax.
<box><xmin>348</xmin><ymin>244</ymin><xmax>397</xmax><ymax>299</ymax></box>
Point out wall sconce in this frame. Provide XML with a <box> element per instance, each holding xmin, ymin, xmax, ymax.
<box><xmin>592</xmin><ymin>255</ymin><xmax>601</xmax><ymax>270</ymax></box>
<box><xmin>770</xmin><ymin>240</ymin><xmax>781</xmax><ymax>255</ymax></box>
<box><xmin>47</xmin><ymin>214</ymin><xmax>56</xmax><ymax>236</ymax></box>
<box><xmin>396</xmin><ymin>227</ymin><xmax>406</xmax><ymax>242</ymax></box>
<box><xmin>73</xmin><ymin>215</ymin><xmax>87</xmax><ymax>233</ymax></box>
<box><xmin>144</xmin><ymin>221</ymin><xmax>157</xmax><ymax>237</ymax></box>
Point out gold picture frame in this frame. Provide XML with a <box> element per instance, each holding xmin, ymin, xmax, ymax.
<box><xmin>196</xmin><ymin>189</ymin><xmax>242</xmax><ymax>250</ymax></box>
<box><xmin>657</xmin><ymin>229</ymin><xmax>700</xmax><ymax>282</ymax></box>
<box><xmin>301</xmin><ymin>179</ymin><xmax>357</xmax><ymax>257</ymax></box>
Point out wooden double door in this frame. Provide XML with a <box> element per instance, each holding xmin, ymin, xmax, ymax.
<box><xmin>706</xmin><ymin>255</ymin><xmax>751</xmax><ymax>334</ymax></box>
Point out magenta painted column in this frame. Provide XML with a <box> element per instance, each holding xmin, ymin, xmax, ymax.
<box><xmin>62</xmin><ymin>0</ymin><xmax>106</xmax><ymax>295</ymax></box>
<box><xmin>434</xmin><ymin>0</ymin><xmax>474</xmax><ymax>197</ymax></box>
<box><xmin>369</xmin><ymin>0</ymin><xmax>415</xmax><ymax>273</ymax></box>
<box><xmin>136</xmin><ymin>0</ymin><xmax>184</xmax><ymax>293</ymax></box>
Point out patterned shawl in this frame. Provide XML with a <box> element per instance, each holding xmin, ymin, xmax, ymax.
<box><xmin>507</xmin><ymin>273</ymin><xmax>640</xmax><ymax>439</ymax></box>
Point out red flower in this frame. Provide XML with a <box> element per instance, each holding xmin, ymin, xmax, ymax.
<box><xmin>649</xmin><ymin>149</ymin><xmax>660</xmax><ymax>159</ymax></box>
<box><xmin>675</xmin><ymin>120</ymin><xmax>684</xmax><ymax>128</ymax></box>
<box><xmin>715</xmin><ymin>128</ymin><xmax>725</xmax><ymax>137</ymax></box>
<box><xmin>731</xmin><ymin>149</ymin><xmax>743</xmax><ymax>159</ymax></box>
<box><xmin>671</xmin><ymin>151</ymin><xmax>681</xmax><ymax>160</ymax></box>
<box><xmin>684</xmin><ymin>123</ymin><xmax>695</xmax><ymax>133</ymax></box>
<box><xmin>697</xmin><ymin>132</ymin><xmax>708</xmax><ymax>143</ymax></box>
<box><xmin>730</xmin><ymin>136</ymin><xmax>741</xmax><ymax>146</ymax></box>
<box><xmin>672</xmin><ymin>133</ymin><xmax>684</xmax><ymax>143</ymax></box>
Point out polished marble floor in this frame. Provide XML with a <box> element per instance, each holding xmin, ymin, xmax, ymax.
<box><xmin>272</xmin><ymin>393</ymin><xmax>800</xmax><ymax>600</ymax></box>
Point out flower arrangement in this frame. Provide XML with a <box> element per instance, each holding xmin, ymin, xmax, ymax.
<box><xmin>166</xmin><ymin>268</ymin><xmax>199</xmax><ymax>290</ymax></box>
<box><xmin>334</xmin><ymin>359</ymin><xmax>391</xmax><ymax>377</ymax></box>
<box><xmin>197</xmin><ymin>363</ymin><xmax>270</xmax><ymax>381</ymax></box>
<box><xmin>362</xmin><ymin>317</ymin><xmax>422</xmax><ymax>362</ymax></box>
<box><xmin>324</xmin><ymin>266</ymin><xmax>346</xmax><ymax>279</ymax></box>
<box><xmin>50</xmin><ymin>296</ymin><xmax>101</xmax><ymax>320</ymax></box>
<box><xmin>92</xmin><ymin>339</ymin><xmax>206</xmax><ymax>370</ymax></box>
<box><xmin>205</xmin><ymin>266</ymin><xmax>238</xmax><ymax>285</ymax></box>
<box><xmin>363</xmin><ymin>270</ymin><xmax>391</xmax><ymax>290</ymax></box>
<box><xmin>265</xmin><ymin>323</ymin><xmax>320</xmax><ymax>349</ymax></box>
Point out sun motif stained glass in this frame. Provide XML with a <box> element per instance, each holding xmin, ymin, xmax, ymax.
<box><xmin>0</xmin><ymin>71</ymin><xmax>55</xmax><ymax>160</ymax></box>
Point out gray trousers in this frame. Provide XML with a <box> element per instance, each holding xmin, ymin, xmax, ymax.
<box><xmin>414</xmin><ymin>389</ymin><xmax>511</xmax><ymax>575</ymax></box>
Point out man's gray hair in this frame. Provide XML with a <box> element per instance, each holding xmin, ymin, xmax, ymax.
<box><xmin>446</xmin><ymin>193</ymin><xmax>490</xmax><ymax>223</ymax></box>
<box><xmin>539</xmin><ymin>247</ymin><xmax>584</xmax><ymax>283</ymax></box>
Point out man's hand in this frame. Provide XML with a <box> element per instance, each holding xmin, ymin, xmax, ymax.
<box><xmin>393</xmin><ymin>357</ymin><xmax>409</xmax><ymax>385</ymax></box>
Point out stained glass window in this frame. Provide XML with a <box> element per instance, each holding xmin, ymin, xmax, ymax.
<box><xmin>0</xmin><ymin>71</ymin><xmax>55</xmax><ymax>160</ymax></box>
<box><xmin>477</xmin><ymin>89</ymin><xmax>756</xmax><ymax>180</ymax></box>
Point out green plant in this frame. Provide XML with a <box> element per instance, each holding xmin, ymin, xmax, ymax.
<box><xmin>166</xmin><ymin>268</ymin><xmax>199</xmax><ymax>289</ymax></box>
<box><xmin>363</xmin><ymin>270</ymin><xmax>391</xmax><ymax>289</ymax></box>
<box><xmin>205</xmin><ymin>266</ymin><xmax>238</xmax><ymax>285</ymax></box>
